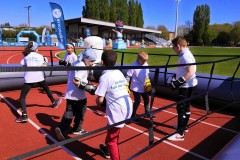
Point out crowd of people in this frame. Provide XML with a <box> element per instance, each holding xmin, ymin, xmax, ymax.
<box><xmin>16</xmin><ymin>36</ymin><xmax>197</xmax><ymax>159</ymax></box>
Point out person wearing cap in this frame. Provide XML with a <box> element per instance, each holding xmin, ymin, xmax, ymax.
<box><xmin>55</xmin><ymin>48</ymin><xmax>97</xmax><ymax>141</ymax></box>
<box><xmin>59</xmin><ymin>43</ymin><xmax>77</xmax><ymax>67</ymax></box>
<box><xmin>16</xmin><ymin>41</ymin><xmax>62</xmax><ymax>123</ymax></box>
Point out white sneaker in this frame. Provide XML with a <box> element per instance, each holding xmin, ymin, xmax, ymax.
<box><xmin>167</xmin><ymin>133</ymin><xmax>184</xmax><ymax>141</ymax></box>
<box><xmin>55</xmin><ymin>127</ymin><xmax>65</xmax><ymax>141</ymax></box>
<box><xmin>172</xmin><ymin>124</ymin><xmax>189</xmax><ymax>133</ymax></box>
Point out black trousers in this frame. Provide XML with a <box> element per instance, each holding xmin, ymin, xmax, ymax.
<box><xmin>131</xmin><ymin>91</ymin><xmax>150</xmax><ymax>117</ymax></box>
<box><xmin>176</xmin><ymin>86</ymin><xmax>196</xmax><ymax>135</ymax></box>
<box><xmin>59</xmin><ymin>98</ymin><xmax>87</xmax><ymax>134</ymax></box>
<box><xmin>19</xmin><ymin>80</ymin><xmax>54</xmax><ymax>115</ymax></box>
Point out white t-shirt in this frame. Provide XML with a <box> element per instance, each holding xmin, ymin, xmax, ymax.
<box><xmin>126</xmin><ymin>61</ymin><xmax>149</xmax><ymax>93</ymax></box>
<box><xmin>95</xmin><ymin>70</ymin><xmax>133</xmax><ymax>128</ymax></box>
<box><xmin>64</xmin><ymin>60</ymin><xmax>88</xmax><ymax>100</ymax></box>
<box><xmin>20</xmin><ymin>52</ymin><xmax>45</xmax><ymax>83</ymax></box>
<box><xmin>64</xmin><ymin>52</ymin><xmax>77</xmax><ymax>64</ymax></box>
<box><xmin>177</xmin><ymin>48</ymin><xmax>198</xmax><ymax>88</ymax></box>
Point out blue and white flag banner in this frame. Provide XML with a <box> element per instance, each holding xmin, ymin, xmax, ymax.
<box><xmin>49</xmin><ymin>2</ymin><xmax>67</xmax><ymax>50</ymax></box>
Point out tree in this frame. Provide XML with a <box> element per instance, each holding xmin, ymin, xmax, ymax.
<box><xmin>128</xmin><ymin>0</ymin><xmax>136</xmax><ymax>26</ymax></box>
<box><xmin>116</xmin><ymin>0</ymin><xmax>129</xmax><ymax>25</ymax></box>
<box><xmin>192</xmin><ymin>4</ymin><xmax>210</xmax><ymax>45</ymax></box>
<box><xmin>216</xmin><ymin>31</ymin><xmax>230</xmax><ymax>46</ymax></box>
<box><xmin>136</xmin><ymin>1</ymin><xmax>144</xmax><ymax>27</ymax></box>
<box><xmin>100</xmin><ymin>0</ymin><xmax>110</xmax><ymax>21</ymax></box>
<box><xmin>110</xmin><ymin>0</ymin><xmax>117</xmax><ymax>22</ymax></box>
<box><xmin>157</xmin><ymin>25</ymin><xmax>168</xmax><ymax>40</ymax></box>
<box><xmin>230</xmin><ymin>26</ymin><xmax>240</xmax><ymax>46</ymax></box>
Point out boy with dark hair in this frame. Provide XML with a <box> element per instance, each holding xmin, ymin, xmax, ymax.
<box><xmin>167</xmin><ymin>36</ymin><xmax>198</xmax><ymax>141</ymax></box>
<box><xmin>95</xmin><ymin>50</ymin><xmax>133</xmax><ymax>159</ymax></box>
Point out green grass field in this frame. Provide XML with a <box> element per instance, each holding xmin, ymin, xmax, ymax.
<box><xmin>58</xmin><ymin>47</ymin><xmax>240</xmax><ymax>77</ymax></box>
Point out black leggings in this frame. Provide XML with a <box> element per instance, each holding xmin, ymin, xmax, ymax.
<box><xmin>20</xmin><ymin>80</ymin><xmax>55</xmax><ymax>115</ymax></box>
<box><xmin>176</xmin><ymin>87</ymin><xmax>196</xmax><ymax>135</ymax></box>
<box><xmin>132</xmin><ymin>91</ymin><xmax>150</xmax><ymax>117</ymax></box>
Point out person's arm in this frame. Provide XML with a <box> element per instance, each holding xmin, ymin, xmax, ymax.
<box><xmin>96</xmin><ymin>96</ymin><xmax>104</xmax><ymax>107</ymax></box>
<box><xmin>183</xmin><ymin>65</ymin><xmax>195</xmax><ymax>80</ymax></box>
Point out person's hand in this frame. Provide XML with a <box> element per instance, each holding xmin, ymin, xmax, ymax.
<box><xmin>144</xmin><ymin>78</ymin><xmax>152</xmax><ymax>92</ymax></box>
<box><xmin>169</xmin><ymin>77</ymin><xmax>186</xmax><ymax>89</ymax></box>
<box><xmin>59</xmin><ymin>60</ymin><xmax>71</xmax><ymax>66</ymax></box>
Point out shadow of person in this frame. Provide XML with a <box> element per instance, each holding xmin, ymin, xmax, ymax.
<box><xmin>0</xmin><ymin>97</ymin><xmax>21</xmax><ymax>117</ymax></box>
<box><xmin>36</xmin><ymin>113</ymin><xmax>61</xmax><ymax>144</ymax></box>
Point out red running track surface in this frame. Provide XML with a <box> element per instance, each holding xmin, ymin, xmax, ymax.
<box><xmin>0</xmin><ymin>47</ymin><xmax>239</xmax><ymax>160</ymax></box>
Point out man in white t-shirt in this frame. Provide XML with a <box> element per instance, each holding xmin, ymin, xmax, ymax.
<box><xmin>55</xmin><ymin>48</ymin><xmax>97</xmax><ymax>141</ymax></box>
<box><xmin>95</xmin><ymin>50</ymin><xmax>133</xmax><ymax>160</ymax></box>
<box><xmin>167</xmin><ymin>36</ymin><xmax>198</xmax><ymax>141</ymax></box>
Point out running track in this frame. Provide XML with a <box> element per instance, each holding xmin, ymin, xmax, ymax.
<box><xmin>0</xmin><ymin>47</ymin><xmax>239</xmax><ymax>160</ymax></box>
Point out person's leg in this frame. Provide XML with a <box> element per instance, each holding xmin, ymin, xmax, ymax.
<box><xmin>132</xmin><ymin>91</ymin><xmax>141</xmax><ymax>117</ymax></box>
<box><xmin>105</xmin><ymin>127</ymin><xmax>121</xmax><ymax>160</ymax></box>
<box><xmin>38</xmin><ymin>80</ymin><xmax>55</xmax><ymax>103</ymax></box>
<box><xmin>72</xmin><ymin>99</ymin><xmax>87</xmax><ymax>133</ymax></box>
<box><xmin>177</xmin><ymin>88</ymin><xmax>188</xmax><ymax>135</ymax></box>
<box><xmin>58</xmin><ymin>99</ymin><xmax>74</xmax><ymax>135</ymax></box>
<box><xmin>141</xmin><ymin>92</ymin><xmax>150</xmax><ymax>113</ymax></box>
<box><xmin>183</xmin><ymin>87</ymin><xmax>195</xmax><ymax>129</ymax></box>
<box><xmin>19</xmin><ymin>83</ymin><xmax>32</xmax><ymax>115</ymax></box>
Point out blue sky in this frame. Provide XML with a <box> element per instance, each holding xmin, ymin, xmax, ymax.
<box><xmin>0</xmin><ymin>0</ymin><xmax>239</xmax><ymax>31</ymax></box>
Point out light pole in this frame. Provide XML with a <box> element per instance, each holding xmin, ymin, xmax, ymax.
<box><xmin>174</xmin><ymin>0</ymin><xmax>180</xmax><ymax>38</ymax></box>
<box><xmin>25</xmin><ymin>6</ymin><xmax>31</xmax><ymax>30</ymax></box>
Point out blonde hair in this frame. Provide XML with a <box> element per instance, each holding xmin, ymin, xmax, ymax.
<box><xmin>138</xmin><ymin>51</ymin><xmax>148</xmax><ymax>60</ymax></box>
<box><xmin>172</xmin><ymin>36</ymin><xmax>187</xmax><ymax>47</ymax></box>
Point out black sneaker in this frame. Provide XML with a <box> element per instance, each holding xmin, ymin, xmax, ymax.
<box><xmin>99</xmin><ymin>144</ymin><xmax>110</xmax><ymax>159</ymax></box>
<box><xmin>16</xmin><ymin>114</ymin><xmax>28</xmax><ymax>123</ymax></box>
<box><xmin>72</xmin><ymin>129</ymin><xmax>88</xmax><ymax>135</ymax></box>
<box><xmin>52</xmin><ymin>97</ymin><xmax>62</xmax><ymax>108</ymax></box>
<box><xmin>55</xmin><ymin>127</ymin><xmax>65</xmax><ymax>141</ymax></box>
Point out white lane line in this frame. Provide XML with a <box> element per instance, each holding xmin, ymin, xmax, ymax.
<box><xmin>0</xmin><ymin>93</ymin><xmax>81</xmax><ymax>160</ymax></box>
<box><xmin>154</xmin><ymin>106</ymin><xmax>238</xmax><ymax>134</ymax></box>
<box><xmin>86</xmin><ymin>107</ymin><xmax>209</xmax><ymax>160</ymax></box>
<box><xmin>7</xmin><ymin>53</ymin><xmax>21</xmax><ymax>64</ymax></box>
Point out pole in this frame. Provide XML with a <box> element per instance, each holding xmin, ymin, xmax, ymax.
<box><xmin>25</xmin><ymin>6</ymin><xmax>31</xmax><ymax>30</ymax></box>
<box><xmin>174</xmin><ymin>0</ymin><xmax>180</xmax><ymax>38</ymax></box>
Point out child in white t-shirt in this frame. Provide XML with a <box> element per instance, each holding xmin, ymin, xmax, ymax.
<box><xmin>16</xmin><ymin>41</ymin><xmax>62</xmax><ymax>123</ymax></box>
<box><xmin>59</xmin><ymin>43</ymin><xmax>77</xmax><ymax>67</ymax></box>
<box><xmin>55</xmin><ymin>48</ymin><xmax>97</xmax><ymax>141</ymax></box>
<box><xmin>126</xmin><ymin>51</ymin><xmax>155</xmax><ymax>123</ymax></box>
<box><xmin>95</xmin><ymin>50</ymin><xmax>133</xmax><ymax>160</ymax></box>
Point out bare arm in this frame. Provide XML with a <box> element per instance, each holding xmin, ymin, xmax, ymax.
<box><xmin>183</xmin><ymin>65</ymin><xmax>195</xmax><ymax>80</ymax></box>
<box><xmin>96</xmin><ymin>96</ymin><xmax>104</xmax><ymax>107</ymax></box>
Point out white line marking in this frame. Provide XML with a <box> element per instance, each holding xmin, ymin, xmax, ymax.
<box><xmin>0</xmin><ymin>93</ymin><xmax>81</xmax><ymax>160</ymax></box>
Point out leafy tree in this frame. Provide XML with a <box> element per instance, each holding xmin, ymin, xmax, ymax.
<box><xmin>157</xmin><ymin>25</ymin><xmax>168</xmax><ymax>40</ymax></box>
<box><xmin>192</xmin><ymin>4</ymin><xmax>210</xmax><ymax>45</ymax></box>
<box><xmin>110</xmin><ymin>0</ymin><xmax>117</xmax><ymax>22</ymax></box>
<box><xmin>100</xmin><ymin>0</ymin><xmax>110</xmax><ymax>21</ymax></box>
<box><xmin>216</xmin><ymin>31</ymin><xmax>231</xmax><ymax>46</ymax></box>
<box><xmin>128</xmin><ymin>0</ymin><xmax>136</xmax><ymax>26</ymax></box>
<box><xmin>136</xmin><ymin>1</ymin><xmax>144</xmax><ymax>27</ymax></box>
<box><xmin>116</xmin><ymin>0</ymin><xmax>129</xmax><ymax>25</ymax></box>
<box><xmin>230</xmin><ymin>26</ymin><xmax>240</xmax><ymax>46</ymax></box>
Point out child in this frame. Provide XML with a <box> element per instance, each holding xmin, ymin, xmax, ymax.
<box><xmin>55</xmin><ymin>48</ymin><xmax>97</xmax><ymax>141</ymax></box>
<box><xmin>95</xmin><ymin>50</ymin><xmax>133</xmax><ymax>160</ymax></box>
<box><xmin>59</xmin><ymin>43</ymin><xmax>77</xmax><ymax>67</ymax></box>
<box><xmin>167</xmin><ymin>36</ymin><xmax>198</xmax><ymax>141</ymax></box>
<box><xmin>126</xmin><ymin>51</ymin><xmax>155</xmax><ymax>123</ymax></box>
<box><xmin>16</xmin><ymin>41</ymin><xmax>62</xmax><ymax>123</ymax></box>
